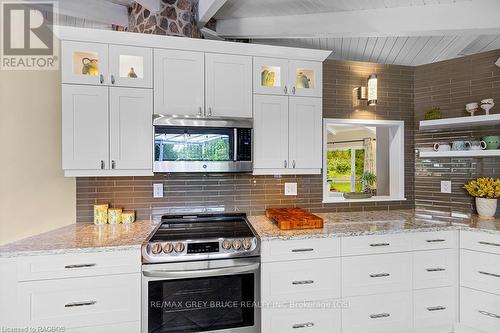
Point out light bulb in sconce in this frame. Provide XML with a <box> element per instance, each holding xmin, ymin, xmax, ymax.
<box><xmin>496</xmin><ymin>57</ymin><xmax>500</xmax><ymax>68</ymax></box>
<box><xmin>367</xmin><ymin>74</ymin><xmax>377</xmax><ymax>106</ymax></box>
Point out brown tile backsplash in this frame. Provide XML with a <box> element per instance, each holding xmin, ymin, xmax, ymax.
<box><xmin>414</xmin><ymin>49</ymin><xmax>500</xmax><ymax>217</ymax></box>
<box><xmin>76</xmin><ymin>58</ymin><xmax>416</xmax><ymax>222</ymax></box>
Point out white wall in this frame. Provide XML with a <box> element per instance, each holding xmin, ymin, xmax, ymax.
<box><xmin>0</xmin><ymin>63</ymin><xmax>75</xmax><ymax>245</ymax></box>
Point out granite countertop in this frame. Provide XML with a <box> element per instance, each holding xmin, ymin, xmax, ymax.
<box><xmin>0</xmin><ymin>220</ymin><xmax>159</xmax><ymax>258</ymax></box>
<box><xmin>247</xmin><ymin>209</ymin><xmax>500</xmax><ymax>241</ymax></box>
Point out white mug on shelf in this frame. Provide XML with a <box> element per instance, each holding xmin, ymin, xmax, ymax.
<box><xmin>467</xmin><ymin>140</ymin><xmax>487</xmax><ymax>150</ymax></box>
<box><xmin>433</xmin><ymin>143</ymin><xmax>451</xmax><ymax>151</ymax></box>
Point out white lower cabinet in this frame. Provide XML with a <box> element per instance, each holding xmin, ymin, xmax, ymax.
<box><xmin>460</xmin><ymin>287</ymin><xmax>500</xmax><ymax>333</ymax></box>
<box><xmin>342</xmin><ymin>291</ymin><xmax>412</xmax><ymax>333</ymax></box>
<box><xmin>262</xmin><ymin>302</ymin><xmax>341</xmax><ymax>333</ymax></box>
<box><xmin>461</xmin><ymin>249</ymin><xmax>500</xmax><ymax>295</ymax></box>
<box><xmin>65</xmin><ymin>321</ymin><xmax>141</xmax><ymax>333</ymax></box>
<box><xmin>413</xmin><ymin>249</ymin><xmax>456</xmax><ymax>289</ymax></box>
<box><xmin>413</xmin><ymin>287</ymin><xmax>456</xmax><ymax>329</ymax></box>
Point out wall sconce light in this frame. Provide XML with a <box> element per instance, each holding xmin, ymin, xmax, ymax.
<box><xmin>353</xmin><ymin>73</ymin><xmax>378</xmax><ymax>107</ymax></box>
<box><xmin>367</xmin><ymin>74</ymin><xmax>377</xmax><ymax>106</ymax></box>
<box><xmin>496</xmin><ymin>57</ymin><xmax>500</xmax><ymax>67</ymax></box>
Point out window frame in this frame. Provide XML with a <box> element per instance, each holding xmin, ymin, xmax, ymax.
<box><xmin>322</xmin><ymin>118</ymin><xmax>406</xmax><ymax>203</ymax></box>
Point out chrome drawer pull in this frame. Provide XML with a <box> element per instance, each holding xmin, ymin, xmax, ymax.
<box><xmin>478</xmin><ymin>310</ymin><xmax>500</xmax><ymax>319</ymax></box>
<box><xmin>65</xmin><ymin>300</ymin><xmax>96</xmax><ymax>308</ymax></box>
<box><xmin>292</xmin><ymin>322</ymin><xmax>314</xmax><ymax>329</ymax></box>
<box><xmin>370</xmin><ymin>313</ymin><xmax>390</xmax><ymax>319</ymax></box>
<box><xmin>370</xmin><ymin>243</ymin><xmax>390</xmax><ymax>247</ymax></box>
<box><xmin>478</xmin><ymin>241</ymin><xmax>500</xmax><ymax>247</ymax></box>
<box><xmin>427</xmin><ymin>306</ymin><xmax>446</xmax><ymax>312</ymax></box>
<box><xmin>478</xmin><ymin>271</ymin><xmax>500</xmax><ymax>278</ymax></box>
<box><xmin>369</xmin><ymin>273</ymin><xmax>390</xmax><ymax>278</ymax></box>
<box><xmin>426</xmin><ymin>239</ymin><xmax>445</xmax><ymax>243</ymax></box>
<box><xmin>426</xmin><ymin>268</ymin><xmax>446</xmax><ymax>272</ymax></box>
<box><xmin>291</xmin><ymin>248</ymin><xmax>314</xmax><ymax>253</ymax></box>
<box><xmin>64</xmin><ymin>263</ymin><xmax>96</xmax><ymax>269</ymax></box>
<box><xmin>292</xmin><ymin>280</ymin><xmax>314</xmax><ymax>285</ymax></box>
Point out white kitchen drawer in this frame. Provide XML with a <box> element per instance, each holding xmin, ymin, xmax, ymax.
<box><xmin>342</xmin><ymin>252</ymin><xmax>412</xmax><ymax>297</ymax></box>
<box><xmin>412</xmin><ymin>230</ymin><xmax>456</xmax><ymax>251</ymax></box>
<box><xmin>461</xmin><ymin>249</ymin><xmax>500</xmax><ymax>295</ymax></box>
<box><xmin>66</xmin><ymin>321</ymin><xmax>140</xmax><ymax>332</ymax></box>
<box><xmin>262</xmin><ymin>258</ymin><xmax>341</xmax><ymax>303</ymax></box>
<box><xmin>16</xmin><ymin>273</ymin><xmax>140</xmax><ymax>328</ymax></box>
<box><xmin>413</xmin><ymin>287</ymin><xmax>456</xmax><ymax>329</ymax></box>
<box><xmin>261</xmin><ymin>237</ymin><xmax>341</xmax><ymax>262</ymax></box>
<box><xmin>342</xmin><ymin>291</ymin><xmax>412</xmax><ymax>333</ymax></box>
<box><xmin>341</xmin><ymin>233</ymin><xmax>412</xmax><ymax>256</ymax></box>
<box><xmin>262</xmin><ymin>301</ymin><xmax>341</xmax><ymax>333</ymax></box>
<box><xmin>460</xmin><ymin>287</ymin><xmax>500</xmax><ymax>333</ymax></box>
<box><xmin>16</xmin><ymin>249</ymin><xmax>141</xmax><ymax>281</ymax></box>
<box><xmin>461</xmin><ymin>231</ymin><xmax>500</xmax><ymax>255</ymax></box>
<box><xmin>413</xmin><ymin>249</ymin><xmax>456</xmax><ymax>289</ymax></box>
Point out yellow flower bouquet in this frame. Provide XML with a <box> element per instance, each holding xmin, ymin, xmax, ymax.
<box><xmin>464</xmin><ymin>177</ymin><xmax>500</xmax><ymax>199</ymax></box>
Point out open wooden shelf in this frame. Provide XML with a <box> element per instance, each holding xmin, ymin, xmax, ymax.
<box><xmin>419</xmin><ymin>150</ymin><xmax>500</xmax><ymax>158</ymax></box>
<box><xmin>419</xmin><ymin>114</ymin><xmax>500</xmax><ymax>130</ymax></box>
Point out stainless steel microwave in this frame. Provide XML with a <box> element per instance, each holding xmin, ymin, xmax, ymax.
<box><xmin>153</xmin><ymin>115</ymin><xmax>252</xmax><ymax>173</ymax></box>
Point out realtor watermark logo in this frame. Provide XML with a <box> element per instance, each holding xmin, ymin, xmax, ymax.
<box><xmin>1</xmin><ymin>1</ymin><xmax>58</xmax><ymax>70</ymax></box>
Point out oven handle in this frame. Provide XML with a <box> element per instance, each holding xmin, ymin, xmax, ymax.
<box><xmin>142</xmin><ymin>263</ymin><xmax>260</xmax><ymax>279</ymax></box>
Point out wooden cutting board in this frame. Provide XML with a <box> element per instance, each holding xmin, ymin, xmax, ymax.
<box><xmin>265</xmin><ymin>208</ymin><xmax>324</xmax><ymax>230</ymax></box>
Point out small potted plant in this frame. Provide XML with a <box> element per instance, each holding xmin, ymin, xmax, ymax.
<box><xmin>464</xmin><ymin>177</ymin><xmax>500</xmax><ymax>218</ymax></box>
<box><xmin>361</xmin><ymin>171</ymin><xmax>377</xmax><ymax>196</ymax></box>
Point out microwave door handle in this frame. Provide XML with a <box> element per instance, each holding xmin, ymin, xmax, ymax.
<box><xmin>233</xmin><ymin>128</ymin><xmax>238</xmax><ymax>161</ymax></box>
<box><xmin>143</xmin><ymin>263</ymin><xmax>260</xmax><ymax>279</ymax></box>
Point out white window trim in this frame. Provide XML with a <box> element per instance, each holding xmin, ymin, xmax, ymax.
<box><xmin>323</xmin><ymin>118</ymin><xmax>406</xmax><ymax>203</ymax></box>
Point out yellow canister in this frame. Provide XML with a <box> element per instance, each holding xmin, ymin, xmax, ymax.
<box><xmin>108</xmin><ymin>208</ymin><xmax>122</xmax><ymax>224</ymax></box>
<box><xmin>93</xmin><ymin>204</ymin><xmax>108</xmax><ymax>225</ymax></box>
<box><xmin>121</xmin><ymin>211</ymin><xmax>136</xmax><ymax>224</ymax></box>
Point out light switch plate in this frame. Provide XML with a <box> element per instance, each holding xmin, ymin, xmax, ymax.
<box><xmin>284</xmin><ymin>183</ymin><xmax>297</xmax><ymax>196</ymax></box>
<box><xmin>441</xmin><ymin>180</ymin><xmax>452</xmax><ymax>193</ymax></box>
<box><xmin>153</xmin><ymin>183</ymin><xmax>164</xmax><ymax>198</ymax></box>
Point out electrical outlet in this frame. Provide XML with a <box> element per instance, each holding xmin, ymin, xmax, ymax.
<box><xmin>153</xmin><ymin>183</ymin><xmax>164</xmax><ymax>198</ymax></box>
<box><xmin>441</xmin><ymin>180</ymin><xmax>452</xmax><ymax>194</ymax></box>
<box><xmin>284</xmin><ymin>183</ymin><xmax>297</xmax><ymax>196</ymax></box>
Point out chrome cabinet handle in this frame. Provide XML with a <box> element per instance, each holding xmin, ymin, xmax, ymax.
<box><xmin>370</xmin><ymin>243</ymin><xmax>390</xmax><ymax>247</ymax></box>
<box><xmin>208</xmin><ymin>107</ymin><xmax>212</xmax><ymax>116</ymax></box>
<box><xmin>369</xmin><ymin>273</ymin><xmax>390</xmax><ymax>278</ymax></box>
<box><xmin>99</xmin><ymin>74</ymin><xmax>104</xmax><ymax>84</ymax></box>
<box><xmin>292</xmin><ymin>160</ymin><xmax>296</xmax><ymax>168</ymax></box>
<box><xmin>478</xmin><ymin>241</ymin><xmax>500</xmax><ymax>247</ymax></box>
<box><xmin>426</xmin><ymin>239</ymin><xmax>445</xmax><ymax>243</ymax></box>
<box><xmin>426</xmin><ymin>268</ymin><xmax>446</xmax><ymax>272</ymax></box>
<box><xmin>370</xmin><ymin>313</ymin><xmax>390</xmax><ymax>319</ymax></box>
<box><xmin>427</xmin><ymin>306</ymin><xmax>446</xmax><ymax>312</ymax></box>
<box><xmin>284</xmin><ymin>85</ymin><xmax>288</xmax><ymax>94</ymax></box>
<box><xmin>478</xmin><ymin>310</ymin><xmax>500</xmax><ymax>319</ymax></box>
<box><xmin>478</xmin><ymin>271</ymin><xmax>500</xmax><ymax>278</ymax></box>
<box><xmin>292</xmin><ymin>86</ymin><xmax>296</xmax><ymax>94</ymax></box>
<box><xmin>64</xmin><ymin>263</ymin><xmax>96</xmax><ymax>269</ymax></box>
<box><xmin>198</xmin><ymin>107</ymin><xmax>203</xmax><ymax>116</ymax></box>
<box><xmin>291</xmin><ymin>248</ymin><xmax>314</xmax><ymax>253</ymax></box>
<box><xmin>284</xmin><ymin>160</ymin><xmax>287</xmax><ymax>168</ymax></box>
<box><xmin>292</xmin><ymin>322</ymin><xmax>314</xmax><ymax>329</ymax></box>
<box><xmin>65</xmin><ymin>300</ymin><xmax>96</xmax><ymax>308</ymax></box>
<box><xmin>110</xmin><ymin>74</ymin><xmax>115</xmax><ymax>84</ymax></box>
<box><xmin>292</xmin><ymin>280</ymin><xmax>314</xmax><ymax>285</ymax></box>
<box><xmin>111</xmin><ymin>160</ymin><xmax>116</xmax><ymax>169</ymax></box>
<box><xmin>100</xmin><ymin>160</ymin><xmax>105</xmax><ymax>169</ymax></box>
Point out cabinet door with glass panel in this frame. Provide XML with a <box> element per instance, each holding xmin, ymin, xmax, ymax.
<box><xmin>288</xmin><ymin>60</ymin><xmax>322</xmax><ymax>98</ymax></box>
<box><xmin>62</xmin><ymin>41</ymin><xmax>109</xmax><ymax>85</ymax></box>
<box><xmin>253</xmin><ymin>57</ymin><xmax>289</xmax><ymax>95</ymax></box>
<box><xmin>108</xmin><ymin>45</ymin><xmax>152</xmax><ymax>88</ymax></box>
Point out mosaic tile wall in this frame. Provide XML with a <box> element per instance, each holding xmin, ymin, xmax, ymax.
<box><xmin>76</xmin><ymin>59</ymin><xmax>415</xmax><ymax>222</ymax></box>
<box><xmin>414</xmin><ymin>49</ymin><xmax>500</xmax><ymax>218</ymax></box>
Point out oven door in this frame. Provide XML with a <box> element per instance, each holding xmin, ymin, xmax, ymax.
<box><xmin>142</xmin><ymin>257</ymin><xmax>260</xmax><ymax>333</ymax></box>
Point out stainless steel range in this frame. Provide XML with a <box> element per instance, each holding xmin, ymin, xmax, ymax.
<box><xmin>142</xmin><ymin>213</ymin><xmax>260</xmax><ymax>333</ymax></box>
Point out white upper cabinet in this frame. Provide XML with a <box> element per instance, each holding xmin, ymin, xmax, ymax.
<box><xmin>62</xmin><ymin>85</ymin><xmax>109</xmax><ymax>170</ymax></box>
<box><xmin>288</xmin><ymin>97</ymin><xmax>322</xmax><ymax>169</ymax></box>
<box><xmin>62</xmin><ymin>41</ymin><xmax>152</xmax><ymax>88</ymax></box>
<box><xmin>108</xmin><ymin>45</ymin><xmax>152</xmax><ymax>88</ymax></box>
<box><xmin>154</xmin><ymin>49</ymin><xmax>204</xmax><ymax>117</ymax></box>
<box><xmin>253</xmin><ymin>57</ymin><xmax>289</xmax><ymax>95</ymax></box>
<box><xmin>205</xmin><ymin>53</ymin><xmax>252</xmax><ymax>118</ymax></box>
<box><xmin>253</xmin><ymin>95</ymin><xmax>289</xmax><ymax>169</ymax></box>
<box><xmin>289</xmin><ymin>60</ymin><xmax>323</xmax><ymax>98</ymax></box>
<box><xmin>62</xmin><ymin>41</ymin><xmax>109</xmax><ymax>86</ymax></box>
<box><xmin>109</xmin><ymin>87</ymin><xmax>153</xmax><ymax>171</ymax></box>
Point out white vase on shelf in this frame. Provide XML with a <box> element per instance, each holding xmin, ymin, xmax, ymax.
<box><xmin>475</xmin><ymin>197</ymin><xmax>498</xmax><ymax>218</ymax></box>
